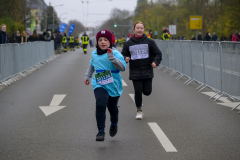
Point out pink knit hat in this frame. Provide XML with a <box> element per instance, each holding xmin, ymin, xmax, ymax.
<box><xmin>96</xmin><ymin>30</ymin><xmax>112</xmax><ymax>44</ymax></box>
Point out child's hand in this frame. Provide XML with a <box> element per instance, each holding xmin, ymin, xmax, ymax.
<box><xmin>125</xmin><ymin>57</ymin><xmax>131</xmax><ymax>63</ymax></box>
<box><xmin>151</xmin><ymin>62</ymin><xmax>157</xmax><ymax>68</ymax></box>
<box><xmin>84</xmin><ymin>79</ymin><xmax>90</xmax><ymax>85</ymax></box>
<box><xmin>107</xmin><ymin>48</ymin><xmax>113</xmax><ymax>54</ymax></box>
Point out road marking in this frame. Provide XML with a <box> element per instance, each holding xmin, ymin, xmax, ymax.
<box><xmin>129</xmin><ymin>94</ymin><xmax>135</xmax><ymax>103</ymax></box>
<box><xmin>39</xmin><ymin>94</ymin><xmax>67</xmax><ymax>116</ymax></box>
<box><xmin>50</xmin><ymin>94</ymin><xmax>67</xmax><ymax>106</ymax></box>
<box><xmin>148</xmin><ymin>122</ymin><xmax>177</xmax><ymax>152</ymax></box>
<box><xmin>129</xmin><ymin>94</ymin><xmax>143</xmax><ymax>105</ymax></box>
<box><xmin>122</xmin><ymin>80</ymin><xmax>128</xmax><ymax>86</ymax></box>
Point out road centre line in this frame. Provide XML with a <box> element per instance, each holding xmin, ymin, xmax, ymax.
<box><xmin>148</xmin><ymin>122</ymin><xmax>178</xmax><ymax>152</ymax></box>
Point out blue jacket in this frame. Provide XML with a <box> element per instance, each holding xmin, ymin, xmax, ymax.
<box><xmin>0</xmin><ymin>30</ymin><xmax>8</xmax><ymax>44</ymax></box>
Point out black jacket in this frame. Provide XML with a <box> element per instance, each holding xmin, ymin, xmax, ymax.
<box><xmin>197</xmin><ymin>34</ymin><xmax>202</xmax><ymax>40</ymax></box>
<box><xmin>0</xmin><ymin>30</ymin><xmax>8</xmax><ymax>44</ymax></box>
<box><xmin>205</xmin><ymin>33</ymin><xmax>211</xmax><ymax>41</ymax></box>
<box><xmin>28</xmin><ymin>35</ymin><xmax>39</xmax><ymax>42</ymax></box>
<box><xmin>55</xmin><ymin>33</ymin><xmax>62</xmax><ymax>44</ymax></box>
<box><xmin>121</xmin><ymin>34</ymin><xmax>162</xmax><ymax>80</ymax></box>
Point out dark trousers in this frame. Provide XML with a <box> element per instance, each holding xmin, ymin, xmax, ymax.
<box><xmin>94</xmin><ymin>87</ymin><xmax>120</xmax><ymax>131</ymax></box>
<box><xmin>62</xmin><ymin>43</ymin><xmax>67</xmax><ymax>49</ymax></box>
<box><xmin>69</xmin><ymin>43</ymin><xmax>75</xmax><ymax>49</ymax></box>
<box><xmin>83</xmin><ymin>44</ymin><xmax>88</xmax><ymax>52</ymax></box>
<box><xmin>132</xmin><ymin>78</ymin><xmax>153</xmax><ymax>108</ymax></box>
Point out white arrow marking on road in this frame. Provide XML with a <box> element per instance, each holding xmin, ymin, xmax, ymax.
<box><xmin>39</xmin><ymin>94</ymin><xmax>67</xmax><ymax>116</ymax></box>
<box><xmin>122</xmin><ymin>80</ymin><xmax>128</xmax><ymax>86</ymax></box>
<box><xmin>148</xmin><ymin>122</ymin><xmax>178</xmax><ymax>152</ymax></box>
<box><xmin>129</xmin><ymin>94</ymin><xmax>135</xmax><ymax>103</ymax></box>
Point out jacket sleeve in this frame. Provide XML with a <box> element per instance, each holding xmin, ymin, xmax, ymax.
<box><xmin>85</xmin><ymin>64</ymin><xmax>95</xmax><ymax>80</ymax></box>
<box><xmin>107</xmin><ymin>51</ymin><xmax>126</xmax><ymax>71</ymax></box>
<box><xmin>121</xmin><ymin>43</ymin><xmax>130</xmax><ymax>60</ymax></box>
<box><xmin>150</xmin><ymin>41</ymin><xmax>162</xmax><ymax>66</ymax></box>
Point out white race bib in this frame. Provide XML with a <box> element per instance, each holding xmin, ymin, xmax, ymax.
<box><xmin>129</xmin><ymin>44</ymin><xmax>149</xmax><ymax>60</ymax></box>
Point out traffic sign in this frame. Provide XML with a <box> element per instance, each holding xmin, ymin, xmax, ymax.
<box><xmin>169</xmin><ymin>25</ymin><xmax>176</xmax><ymax>35</ymax></box>
<box><xmin>190</xmin><ymin>16</ymin><xmax>202</xmax><ymax>29</ymax></box>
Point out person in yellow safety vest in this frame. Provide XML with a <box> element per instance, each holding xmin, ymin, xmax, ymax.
<box><xmin>162</xmin><ymin>27</ymin><xmax>170</xmax><ymax>40</ymax></box>
<box><xmin>81</xmin><ymin>32</ymin><xmax>89</xmax><ymax>54</ymax></box>
<box><xmin>148</xmin><ymin>30</ymin><xmax>153</xmax><ymax>39</ymax></box>
<box><xmin>62</xmin><ymin>33</ymin><xmax>68</xmax><ymax>52</ymax></box>
<box><xmin>75</xmin><ymin>37</ymin><xmax>80</xmax><ymax>49</ymax></box>
<box><xmin>121</xmin><ymin>36</ymin><xmax>126</xmax><ymax>47</ymax></box>
<box><xmin>115</xmin><ymin>39</ymin><xmax>118</xmax><ymax>47</ymax></box>
<box><xmin>68</xmin><ymin>33</ymin><xmax>75</xmax><ymax>51</ymax></box>
<box><xmin>118</xmin><ymin>38</ymin><xmax>122</xmax><ymax>47</ymax></box>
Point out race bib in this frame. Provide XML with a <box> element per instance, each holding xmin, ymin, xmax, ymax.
<box><xmin>129</xmin><ymin>44</ymin><xmax>149</xmax><ymax>60</ymax></box>
<box><xmin>95</xmin><ymin>70</ymin><xmax>114</xmax><ymax>85</ymax></box>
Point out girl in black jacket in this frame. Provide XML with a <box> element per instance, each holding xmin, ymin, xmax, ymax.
<box><xmin>121</xmin><ymin>21</ymin><xmax>162</xmax><ymax>120</ymax></box>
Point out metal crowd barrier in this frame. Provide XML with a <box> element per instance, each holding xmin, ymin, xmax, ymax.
<box><xmin>0</xmin><ymin>41</ymin><xmax>55</xmax><ymax>86</ymax></box>
<box><xmin>155</xmin><ymin>40</ymin><xmax>240</xmax><ymax>113</ymax></box>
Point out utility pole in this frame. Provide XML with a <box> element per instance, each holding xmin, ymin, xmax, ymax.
<box><xmin>157</xmin><ymin>16</ymin><xmax>159</xmax><ymax>39</ymax></box>
<box><xmin>202</xmin><ymin>0</ymin><xmax>205</xmax><ymax>36</ymax></box>
<box><xmin>52</xmin><ymin>4</ymin><xmax>63</xmax><ymax>32</ymax></box>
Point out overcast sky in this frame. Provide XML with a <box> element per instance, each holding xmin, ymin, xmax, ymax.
<box><xmin>44</xmin><ymin>0</ymin><xmax>138</xmax><ymax>27</ymax></box>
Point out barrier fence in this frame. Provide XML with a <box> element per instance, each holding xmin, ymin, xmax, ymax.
<box><xmin>155</xmin><ymin>40</ymin><xmax>240</xmax><ymax>113</ymax></box>
<box><xmin>0</xmin><ymin>41</ymin><xmax>55</xmax><ymax>86</ymax></box>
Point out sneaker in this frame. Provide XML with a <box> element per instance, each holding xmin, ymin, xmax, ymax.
<box><xmin>96</xmin><ymin>130</ymin><xmax>105</xmax><ymax>141</ymax></box>
<box><xmin>109</xmin><ymin>124</ymin><xmax>117</xmax><ymax>137</ymax></box>
<box><xmin>135</xmin><ymin>111</ymin><xmax>143</xmax><ymax>120</ymax></box>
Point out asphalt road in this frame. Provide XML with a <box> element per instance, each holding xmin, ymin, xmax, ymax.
<box><xmin>0</xmin><ymin>47</ymin><xmax>239</xmax><ymax>160</ymax></box>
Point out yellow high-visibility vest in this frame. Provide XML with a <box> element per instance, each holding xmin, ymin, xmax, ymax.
<box><xmin>62</xmin><ymin>37</ymin><xmax>67</xmax><ymax>43</ymax></box>
<box><xmin>81</xmin><ymin>35</ymin><xmax>89</xmax><ymax>44</ymax></box>
<box><xmin>69</xmin><ymin>36</ymin><xmax>75</xmax><ymax>43</ymax></box>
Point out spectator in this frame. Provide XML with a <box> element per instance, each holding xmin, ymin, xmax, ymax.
<box><xmin>50</xmin><ymin>32</ymin><xmax>57</xmax><ymax>52</ymax></box>
<box><xmin>204</xmin><ymin>32</ymin><xmax>211</xmax><ymax>41</ymax></box>
<box><xmin>0</xmin><ymin>24</ymin><xmax>8</xmax><ymax>44</ymax></box>
<box><xmin>11</xmin><ymin>29</ymin><xmax>17</xmax><ymax>43</ymax></box>
<box><xmin>55</xmin><ymin>31</ymin><xmax>62</xmax><ymax>54</ymax></box>
<box><xmin>28</xmin><ymin>30</ymin><xmax>39</xmax><ymax>42</ymax></box>
<box><xmin>229</xmin><ymin>32</ymin><xmax>233</xmax><ymax>41</ymax></box>
<box><xmin>211</xmin><ymin>32</ymin><xmax>218</xmax><ymax>41</ymax></box>
<box><xmin>167</xmin><ymin>28</ymin><xmax>170</xmax><ymax>36</ymax></box>
<box><xmin>231</xmin><ymin>31</ymin><xmax>240</xmax><ymax>41</ymax></box>
<box><xmin>162</xmin><ymin>27</ymin><xmax>170</xmax><ymax>40</ymax></box>
<box><xmin>39</xmin><ymin>32</ymin><xmax>50</xmax><ymax>41</ymax></box>
<box><xmin>15</xmin><ymin>31</ymin><xmax>21</xmax><ymax>43</ymax></box>
<box><xmin>237</xmin><ymin>31</ymin><xmax>240</xmax><ymax>41</ymax></box>
<box><xmin>181</xmin><ymin>35</ymin><xmax>186</xmax><ymax>40</ymax></box>
<box><xmin>197</xmin><ymin>32</ymin><xmax>202</xmax><ymax>40</ymax></box>
<box><xmin>21</xmin><ymin>31</ymin><xmax>28</xmax><ymax>43</ymax></box>
<box><xmin>220</xmin><ymin>34</ymin><xmax>227</xmax><ymax>41</ymax></box>
<box><xmin>191</xmin><ymin>35</ymin><xmax>196</xmax><ymax>40</ymax></box>
<box><xmin>89</xmin><ymin>39</ymin><xmax>93</xmax><ymax>47</ymax></box>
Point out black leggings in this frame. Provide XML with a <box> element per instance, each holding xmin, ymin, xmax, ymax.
<box><xmin>132</xmin><ymin>78</ymin><xmax>153</xmax><ymax>108</ymax></box>
<box><xmin>94</xmin><ymin>87</ymin><xmax>119</xmax><ymax>131</ymax></box>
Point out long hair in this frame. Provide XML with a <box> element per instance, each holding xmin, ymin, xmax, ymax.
<box><xmin>21</xmin><ymin>31</ymin><xmax>27</xmax><ymax>43</ymax></box>
<box><xmin>32</xmin><ymin>30</ymin><xmax>39</xmax><ymax>39</ymax></box>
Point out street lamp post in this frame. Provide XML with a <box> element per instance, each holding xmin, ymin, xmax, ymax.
<box><xmin>59</xmin><ymin>12</ymin><xmax>68</xmax><ymax>20</ymax></box>
<box><xmin>52</xmin><ymin>4</ymin><xmax>63</xmax><ymax>32</ymax></box>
